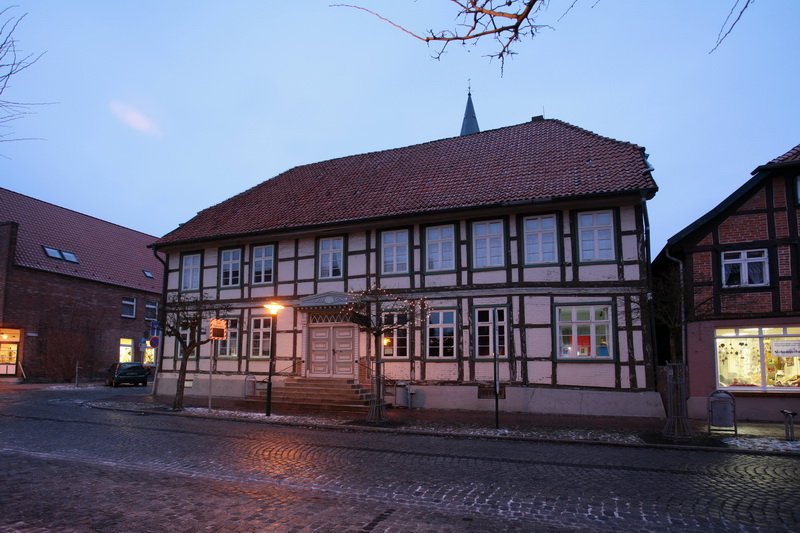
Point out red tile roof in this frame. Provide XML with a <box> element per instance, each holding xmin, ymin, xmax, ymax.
<box><xmin>157</xmin><ymin>118</ymin><xmax>657</xmax><ymax>247</ymax></box>
<box><xmin>0</xmin><ymin>188</ymin><xmax>163</xmax><ymax>293</ymax></box>
<box><xmin>767</xmin><ymin>143</ymin><xmax>800</xmax><ymax>165</ymax></box>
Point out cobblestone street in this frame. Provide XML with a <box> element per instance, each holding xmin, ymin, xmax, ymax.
<box><xmin>1</xmin><ymin>385</ymin><xmax>799</xmax><ymax>532</ymax></box>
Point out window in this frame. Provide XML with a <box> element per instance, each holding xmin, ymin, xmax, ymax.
<box><xmin>119</xmin><ymin>338</ymin><xmax>133</xmax><ymax>363</ymax></box>
<box><xmin>382</xmin><ymin>312</ymin><xmax>408</xmax><ymax>358</ymax></box>
<box><xmin>216</xmin><ymin>318</ymin><xmax>239</xmax><ymax>357</ymax></box>
<box><xmin>381</xmin><ymin>230</ymin><xmax>409</xmax><ymax>274</ymax></box>
<box><xmin>220</xmin><ymin>249</ymin><xmax>241</xmax><ymax>287</ymax></box>
<box><xmin>181</xmin><ymin>253</ymin><xmax>201</xmax><ymax>291</ymax></box>
<box><xmin>722</xmin><ymin>249</ymin><xmax>769</xmax><ymax>288</ymax></box>
<box><xmin>475</xmin><ymin>308</ymin><xmax>507</xmax><ymax>358</ymax></box>
<box><xmin>578</xmin><ymin>211</ymin><xmax>614</xmax><ymax>262</ymax></box>
<box><xmin>426</xmin><ymin>225</ymin><xmax>455</xmax><ymax>272</ymax></box>
<box><xmin>250</xmin><ymin>316</ymin><xmax>273</xmax><ymax>358</ymax></box>
<box><xmin>174</xmin><ymin>327</ymin><xmax>199</xmax><ymax>359</ymax></box>
<box><xmin>121</xmin><ymin>297</ymin><xmax>136</xmax><ymax>318</ymax></box>
<box><xmin>43</xmin><ymin>246</ymin><xmax>62</xmax><ymax>259</ymax></box>
<box><xmin>252</xmin><ymin>245</ymin><xmax>275</xmax><ymax>285</ymax></box>
<box><xmin>556</xmin><ymin>305</ymin><xmax>612</xmax><ymax>359</ymax></box>
<box><xmin>524</xmin><ymin>215</ymin><xmax>557</xmax><ymax>264</ymax></box>
<box><xmin>61</xmin><ymin>251</ymin><xmax>78</xmax><ymax>263</ymax></box>
<box><xmin>427</xmin><ymin>310</ymin><xmax>456</xmax><ymax>358</ymax></box>
<box><xmin>143</xmin><ymin>270</ymin><xmax>154</xmax><ymax>279</ymax></box>
<box><xmin>472</xmin><ymin>220</ymin><xmax>504</xmax><ymax>268</ymax></box>
<box><xmin>716</xmin><ymin>327</ymin><xmax>800</xmax><ymax>390</ymax></box>
<box><xmin>145</xmin><ymin>301</ymin><xmax>158</xmax><ymax>321</ymax></box>
<box><xmin>318</xmin><ymin>237</ymin><xmax>344</xmax><ymax>279</ymax></box>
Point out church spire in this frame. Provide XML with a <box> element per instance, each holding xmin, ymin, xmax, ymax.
<box><xmin>460</xmin><ymin>87</ymin><xmax>480</xmax><ymax>136</ymax></box>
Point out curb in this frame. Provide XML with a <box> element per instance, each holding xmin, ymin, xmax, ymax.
<box><xmin>85</xmin><ymin>401</ymin><xmax>800</xmax><ymax>457</ymax></box>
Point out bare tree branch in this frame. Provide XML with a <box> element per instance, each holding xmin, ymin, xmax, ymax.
<box><xmin>710</xmin><ymin>0</ymin><xmax>754</xmax><ymax>53</ymax></box>
<box><xmin>333</xmin><ymin>1</ymin><xmax>550</xmax><ymax>71</ymax></box>
<box><xmin>0</xmin><ymin>6</ymin><xmax>42</xmax><ymax>143</ymax></box>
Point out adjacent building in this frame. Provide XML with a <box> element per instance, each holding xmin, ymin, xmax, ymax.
<box><xmin>153</xmin><ymin>113</ymin><xmax>664</xmax><ymax>417</ymax></box>
<box><xmin>653</xmin><ymin>144</ymin><xmax>800</xmax><ymax>421</ymax></box>
<box><xmin>0</xmin><ymin>188</ymin><xmax>163</xmax><ymax>381</ymax></box>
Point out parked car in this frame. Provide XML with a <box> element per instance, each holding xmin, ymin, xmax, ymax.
<box><xmin>106</xmin><ymin>362</ymin><xmax>149</xmax><ymax>387</ymax></box>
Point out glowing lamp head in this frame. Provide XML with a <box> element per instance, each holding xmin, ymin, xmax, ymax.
<box><xmin>264</xmin><ymin>302</ymin><xmax>285</xmax><ymax>316</ymax></box>
<box><xmin>383</xmin><ymin>337</ymin><xmax>392</xmax><ymax>346</ymax></box>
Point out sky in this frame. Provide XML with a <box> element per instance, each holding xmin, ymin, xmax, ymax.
<box><xmin>3</xmin><ymin>1</ymin><xmax>799</xmax><ymax>252</ymax></box>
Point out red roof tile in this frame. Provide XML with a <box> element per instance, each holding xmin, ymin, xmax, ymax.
<box><xmin>0</xmin><ymin>188</ymin><xmax>163</xmax><ymax>293</ymax></box>
<box><xmin>767</xmin><ymin>143</ymin><xmax>800</xmax><ymax>165</ymax></box>
<box><xmin>157</xmin><ymin>118</ymin><xmax>657</xmax><ymax>246</ymax></box>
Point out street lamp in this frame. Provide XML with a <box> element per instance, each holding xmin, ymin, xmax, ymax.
<box><xmin>263</xmin><ymin>302</ymin><xmax>285</xmax><ymax>416</ymax></box>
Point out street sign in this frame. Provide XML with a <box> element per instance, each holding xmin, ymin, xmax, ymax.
<box><xmin>150</xmin><ymin>336</ymin><xmax>160</xmax><ymax>348</ymax></box>
<box><xmin>209</xmin><ymin>319</ymin><xmax>227</xmax><ymax>340</ymax></box>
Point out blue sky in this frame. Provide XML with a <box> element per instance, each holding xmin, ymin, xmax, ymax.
<box><xmin>3</xmin><ymin>1</ymin><xmax>799</xmax><ymax>252</ymax></box>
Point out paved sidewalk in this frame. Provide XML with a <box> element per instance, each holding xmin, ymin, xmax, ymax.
<box><xmin>83</xmin><ymin>389</ymin><xmax>800</xmax><ymax>456</ymax></box>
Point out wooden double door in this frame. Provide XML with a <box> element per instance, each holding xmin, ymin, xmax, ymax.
<box><xmin>307</xmin><ymin>325</ymin><xmax>356</xmax><ymax>378</ymax></box>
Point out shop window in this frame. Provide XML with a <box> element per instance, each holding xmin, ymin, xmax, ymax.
<box><xmin>716</xmin><ymin>327</ymin><xmax>800</xmax><ymax>390</ymax></box>
<box><xmin>119</xmin><ymin>338</ymin><xmax>133</xmax><ymax>363</ymax></box>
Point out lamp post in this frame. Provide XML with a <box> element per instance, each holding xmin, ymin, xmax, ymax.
<box><xmin>263</xmin><ymin>302</ymin><xmax>285</xmax><ymax>416</ymax></box>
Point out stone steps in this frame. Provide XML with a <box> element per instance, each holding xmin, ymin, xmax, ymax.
<box><xmin>250</xmin><ymin>377</ymin><xmax>375</xmax><ymax>415</ymax></box>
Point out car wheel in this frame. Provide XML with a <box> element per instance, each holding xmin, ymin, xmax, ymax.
<box><xmin>141</xmin><ymin>379</ymin><xmax>147</xmax><ymax>387</ymax></box>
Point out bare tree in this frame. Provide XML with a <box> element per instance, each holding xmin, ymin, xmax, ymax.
<box><xmin>335</xmin><ymin>0</ymin><xmax>758</xmax><ymax>69</ymax></box>
<box><xmin>162</xmin><ymin>291</ymin><xmax>230</xmax><ymax>410</ymax></box>
<box><xmin>0</xmin><ymin>6</ymin><xmax>42</xmax><ymax>142</ymax></box>
<box><xmin>346</xmin><ymin>285</ymin><xmax>429</xmax><ymax>423</ymax></box>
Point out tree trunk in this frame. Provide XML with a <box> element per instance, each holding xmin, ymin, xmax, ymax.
<box><xmin>173</xmin><ymin>344</ymin><xmax>193</xmax><ymax>410</ymax></box>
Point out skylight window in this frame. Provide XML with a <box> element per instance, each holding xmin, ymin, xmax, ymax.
<box><xmin>143</xmin><ymin>270</ymin><xmax>154</xmax><ymax>279</ymax></box>
<box><xmin>43</xmin><ymin>246</ymin><xmax>63</xmax><ymax>259</ymax></box>
<box><xmin>42</xmin><ymin>246</ymin><xmax>79</xmax><ymax>263</ymax></box>
<box><xmin>61</xmin><ymin>251</ymin><xmax>79</xmax><ymax>263</ymax></box>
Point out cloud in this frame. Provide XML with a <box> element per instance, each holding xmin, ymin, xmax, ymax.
<box><xmin>109</xmin><ymin>101</ymin><xmax>163</xmax><ymax>137</ymax></box>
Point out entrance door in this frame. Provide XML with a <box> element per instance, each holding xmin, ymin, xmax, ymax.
<box><xmin>0</xmin><ymin>328</ymin><xmax>20</xmax><ymax>376</ymax></box>
<box><xmin>308</xmin><ymin>326</ymin><xmax>355</xmax><ymax>378</ymax></box>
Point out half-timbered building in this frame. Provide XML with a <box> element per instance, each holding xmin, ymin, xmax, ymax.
<box><xmin>653</xmin><ymin>144</ymin><xmax>800</xmax><ymax>421</ymax></box>
<box><xmin>152</xmin><ymin>112</ymin><xmax>663</xmax><ymax>417</ymax></box>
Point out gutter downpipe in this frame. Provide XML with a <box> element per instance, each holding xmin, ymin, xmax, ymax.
<box><xmin>664</xmin><ymin>246</ymin><xmax>692</xmax><ymax>438</ymax></box>
<box><xmin>664</xmin><ymin>247</ymin><xmax>686</xmax><ymax>365</ymax></box>
<box><xmin>151</xmin><ymin>248</ymin><xmax>169</xmax><ymax>398</ymax></box>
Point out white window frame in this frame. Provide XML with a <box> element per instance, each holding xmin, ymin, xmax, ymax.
<box><xmin>472</xmin><ymin>220</ymin><xmax>504</xmax><ymax>269</ymax></box>
<box><xmin>578</xmin><ymin>210</ymin><xmax>615</xmax><ymax>262</ymax></box>
<box><xmin>523</xmin><ymin>215</ymin><xmax>557</xmax><ymax>264</ymax></box>
<box><xmin>426</xmin><ymin>310</ymin><xmax>457</xmax><ymax>358</ymax></box>
<box><xmin>145</xmin><ymin>301</ymin><xmax>158</xmax><ymax>322</ymax></box>
<box><xmin>174</xmin><ymin>326</ymin><xmax>199</xmax><ymax>359</ymax></box>
<box><xmin>121</xmin><ymin>297</ymin><xmax>136</xmax><ymax>318</ymax></box>
<box><xmin>425</xmin><ymin>225</ymin><xmax>455</xmax><ymax>272</ymax></box>
<box><xmin>474</xmin><ymin>307</ymin><xmax>507</xmax><ymax>358</ymax></box>
<box><xmin>381</xmin><ymin>230</ymin><xmax>409</xmax><ymax>275</ymax></box>
<box><xmin>722</xmin><ymin>249</ymin><xmax>769</xmax><ymax>288</ymax></box>
<box><xmin>318</xmin><ymin>237</ymin><xmax>344</xmax><ymax>279</ymax></box>
<box><xmin>250</xmin><ymin>316</ymin><xmax>273</xmax><ymax>358</ymax></box>
<box><xmin>220</xmin><ymin>249</ymin><xmax>241</xmax><ymax>287</ymax></box>
<box><xmin>556</xmin><ymin>304</ymin><xmax>612</xmax><ymax>359</ymax></box>
<box><xmin>181</xmin><ymin>253</ymin><xmax>201</xmax><ymax>291</ymax></box>
<box><xmin>216</xmin><ymin>318</ymin><xmax>239</xmax><ymax>358</ymax></box>
<box><xmin>252</xmin><ymin>244</ymin><xmax>275</xmax><ymax>285</ymax></box>
<box><xmin>382</xmin><ymin>312</ymin><xmax>409</xmax><ymax>358</ymax></box>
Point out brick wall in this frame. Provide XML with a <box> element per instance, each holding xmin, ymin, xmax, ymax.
<box><xmin>4</xmin><ymin>264</ymin><xmax>159</xmax><ymax>380</ymax></box>
<box><xmin>691</xmin><ymin>251</ymin><xmax>713</xmax><ymax>282</ymax></box>
<box><xmin>718</xmin><ymin>213</ymin><xmax>769</xmax><ymax>244</ymax></box>
<box><xmin>720</xmin><ymin>292</ymin><xmax>773</xmax><ymax>314</ymax></box>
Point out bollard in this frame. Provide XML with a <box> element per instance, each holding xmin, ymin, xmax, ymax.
<box><xmin>780</xmin><ymin>409</ymin><xmax>797</xmax><ymax>441</ymax></box>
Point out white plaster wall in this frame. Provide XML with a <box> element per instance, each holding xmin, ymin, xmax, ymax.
<box><xmin>424</xmin><ymin>273</ymin><xmax>457</xmax><ymax>287</ymax></box>
<box><xmin>473</xmin><ymin>362</ymin><xmax>512</xmax><ymax>381</ymax></box>
<box><xmin>523</xmin><ymin>296</ymin><xmax>551</xmax><ymax>324</ymax></box>
<box><xmin>297</xmin><ymin>238</ymin><xmax>315</xmax><ymax>257</ymax></box>
<box><xmin>218</xmin><ymin>288</ymin><xmax>240</xmax><ymax>300</ymax></box>
<box><xmin>294</xmin><ymin>281</ymin><xmax>314</xmax><ymax>296</ymax></box>
<box><xmin>251</xmin><ymin>286</ymin><xmax>276</xmax><ymax>299</ymax></box>
<box><xmin>578</xmin><ymin>264</ymin><xmax>618</xmax><ymax>282</ymax></box>
<box><xmin>527</xmin><ymin>361</ymin><xmax>553</xmax><ymax>384</ymax></box>
<box><xmin>557</xmin><ymin>363</ymin><xmax>616</xmax><ymax>388</ymax></box>
<box><xmin>167</xmin><ymin>270</ymin><xmax>180</xmax><ymax>291</ymax></box>
<box><xmin>381</xmin><ymin>277</ymin><xmax>411</xmax><ymax>289</ymax></box>
<box><xmin>424</xmin><ymin>364</ymin><xmax>459</xmax><ymax>381</ymax></box>
<box><xmin>349</xmin><ymin>232</ymin><xmax>366</xmax><ymax>251</ymax></box>
<box><xmin>526</xmin><ymin>328</ymin><xmax>552</xmax><ymax>358</ymax></box>
<box><xmin>472</xmin><ymin>270</ymin><xmax>507</xmax><ymax>284</ymax></box>
<box><xmin>619</xmin><ymin>206</ymin><xmax>636</xmax><ymax>232</ymax></box>
<box><xmin>383</xmin><ymin>363</ymin><xmax>413</xmax><ymax>381</ymax></box>
<box><xmin>216</xmin><ymin>360</ymin><xmax>239</xmax><ymax>373</ymax></box>
<box><xmin>522</xmin><ymin>266</ymin><xmax>561</xmax><ymax>283</ymax></box>
<box><xmin>621</xmin><ymin>234</ymin><xmax>639</xmax><ymax>262</ymax></box>
<box><xmin>278</xmin><ymin>240</ymin><xmax>294</xmax><ymax>259</ymax></box>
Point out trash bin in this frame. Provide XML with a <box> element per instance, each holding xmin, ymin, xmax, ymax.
<box><xmin>707</xmin><ymin>390</ymin><xmax>737</xmax><ymax>435</ymax></box>
<box><xmin>244</xmin><ymin>375</ymin><xmax>256</xmax><ymax>398</ymax></box>
<box><xmin>395</xmin><ymin>381</ymin><xmax>409</xmax><ymax>408</ymax></box>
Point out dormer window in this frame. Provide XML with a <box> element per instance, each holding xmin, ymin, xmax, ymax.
<box><xmin>61</xmin><ymin>251</ymin><xmax>78</xmax><ymax>263</ymax></box>
<box><xmin>143</xmin><ymin>270</ymin><xmax>154</xmax><ymax>279</ymax></box>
